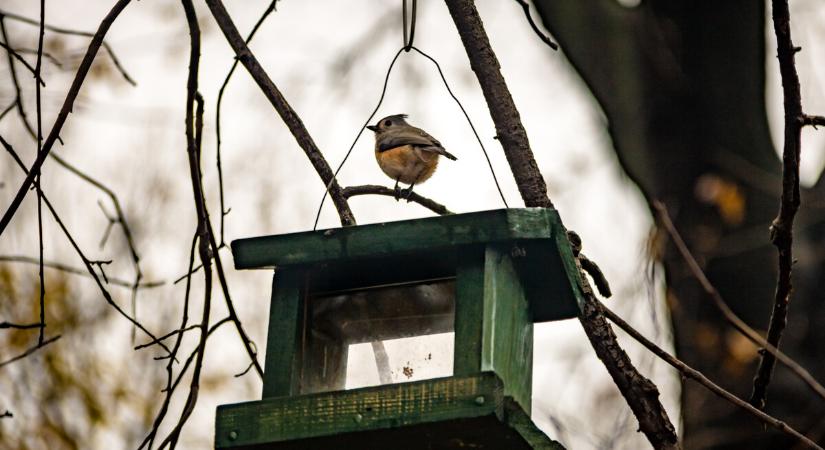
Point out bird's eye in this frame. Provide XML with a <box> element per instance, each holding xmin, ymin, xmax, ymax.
<box><xmin>384</xmin><ymin>120</ymin><xmax>392</xmax><ymax>127</ymax></box>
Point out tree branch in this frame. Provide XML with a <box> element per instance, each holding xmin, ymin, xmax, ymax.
<box><xmin>0</xmin><ymin>334</ymin><xmax>61</xmax><ymax>368</ymax></box>
<box><xmin>0</xmin><ymin>0</ymin><xmax>133</xmax><ymax>237</ymax></box>
<box><xmin>653</xmin><ymin>201</ymin><xmax>825</xmax><ymax>404</ymax></box>
<box><xmin>1</xmin><ymin>135</ymin><xmax>169</xmax><ymax>355</ymax></box>
<box><xmin>602</xmin><ymin>304</ymin><xmax>823</xmax><ymax>450</ymax></box>
<box><xmin>157</xmin><ymin>3</ymin><xmax>210</xmax><ymax>447</ymax></box>
<box><xmin>444</xmin><ymin>0</ymin><xmax>553</xmax><ymax>209</ymax></box>
<box><xmin>512</xmin><ymin>0</ymin><xmax>558</xmax><ymax>51</ymax></box>
<box><xmin>215</xmin><ymin>0</ymin><xmax>279</xmax><ymax>246</ymax></box>
<box><xmin>0</xmin><ymin>255</ymin><xmax>163</xmax><ymax>289</ymax></box>
<box><xmin>343</xmin><ymin>184</ymin><xmax>453</xmax><ymax>215</ymax></box>
<box><xmin>203</xmin><ymin>0</ymin><xmax>355</xmax><ymax>227</ymax></box>
<box><xmin>750</xmin><ymin>0</ymin><xmax>804</xmax><ymax>410</ymax></box>
<box><xmin>0</xmin><ymin>7</ymin><xmax>135</xmax><ymax>85</ymax></box>
<box><xmin>444</xmin><ymin>1</ymin><xmax>679</xmax><ymax>447</ymax></box>
<box><xmin>802</xmin><ymin>114</ymin><xmax>825</xmax><ymax>128</ymax></box>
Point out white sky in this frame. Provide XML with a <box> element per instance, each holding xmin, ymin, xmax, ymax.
<box><xmin>1</xmin><ymin>0</ymin><xmax>823</xmax><ymax>449</ymax></box>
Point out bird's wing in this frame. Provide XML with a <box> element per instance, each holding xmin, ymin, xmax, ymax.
<box><xmin>378</xmin><ymin>128</ymin><xmax>457</xmax><ymax>160</ymax></box>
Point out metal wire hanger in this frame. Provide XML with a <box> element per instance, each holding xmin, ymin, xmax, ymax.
<box><xmin>312</xmin><ymin>0</ymin><xmax>509</xmax><ymax>230</ymax></box>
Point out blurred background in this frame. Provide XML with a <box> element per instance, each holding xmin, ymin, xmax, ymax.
<box><xmin>0</xmin><ymin>1</ymin><xmax>823</xmax><ymax>449</ymax></box>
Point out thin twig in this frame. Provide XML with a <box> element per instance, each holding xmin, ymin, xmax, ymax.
<box><xmin>444</xmin><ymin>0</ymin><xmax>553</xmax><ymax>210</ymax></box>
<box><xmin>0</xmin><ymin>255</ymin><xmax>163</xmax><ymax>289</ymax></box>
<box><xmin>34</xmin><ymin>0</ymin><xmax>45</xmax><ymax>346</ymax></box>
<box><xmin>215</xmin><ymin>0</ymin><xmax>279</xmax><ymax>247</ymax></box>
<box><xmin>653</xmin><ymin>201</ymin><xmax>825</xmax><ymax>404</ymax></box>
<box><xmin>601</xmin><ymin>304</ymin><xmax>823</xmax><ymax>450</ymax></box>
<box><xmin>158</xmin><ymin>4</ymin><xmax>210</xmax><ymax>446</ymax></box>
<box><xmin>204</xmin><ymin>0</ymin><xmax>356</xmax><ymax>227</ymax></box>
<box><xmin>513</xmin><ymin>0</ymin><xmax>559</xmax><ymax>50</ymax></box>
<box><xmin>0</xmin><ymin>101</ymin><xmax>14</xmax><ymax>121</ymax></box>
<box><xmin>343</xmin><ymin>184</ymin><xmax>453</xmax><ymax>215</ymax></box>
<box><xmin>802</xmin><ymin>115</ymin><xmax>825</xmax><ymax>128</ymax></box>
<box><xmin>0</xmin><ymin>334</ymin><xmax>60</xmax><ymax>368</ymax></box>
<box><xmin>0</xmin><ymin>16</ymin><xmax>38</xmax><ymax>140</ymax></box>
<box><xmin>9</xmin><ymin>47</ymin><xmax>63</xmax><ymax>68</ymax></box>
<box><xmin>207</xmin><ymin>225</ymin><xmax>263</xmax><ymax>379</ymax></box>
<box><xmin>0</xmin><ymin>40</ymin><xmax>46</xmax><ymax>86</ymax></box>
<box><xmin>0</xmin><ymin>0</ymin><xmax>134</xmax><ymax>237</ymax></box>
<box><xmin>1</xmin><ymin>135</ymin><xmax>170</xmax><ymax>356</ymax></box>
<box><xmin>0</xmin><ymin>322</ymin><xmax>43</xmax><ymax>329</ymax></box>
<box><xmin>140</xmin><ymin>233</ymin><xmax>197</xmax><ymax>450</ymax></box>
<box><xmin>48</xmin><ymin>152</ymin><xmax>145</xmax><ymax>336</ymax></box>
<box><xmin>751</xmin><ymin>0</ymin><xmax>805</xmax><ymax>410</ymax></box>
<box><xmin>0</xmin><ymin>8</ymin><xmax>136</xmax><ymax>85</ymax></box>
<box><xmin>135</xmin><ymin>317</ymin><xmax>229</xmax><ymax>352</ymax></box>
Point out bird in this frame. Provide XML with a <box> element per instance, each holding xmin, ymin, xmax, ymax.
<box><xmin>366</xmin><ymin>114</ymin><xmax>457</xmax><ymax>200</ymax></box>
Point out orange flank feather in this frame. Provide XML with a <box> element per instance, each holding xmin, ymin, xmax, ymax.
<box><xmin>375</xmin><ymin>144</ymin><xmax>439</xmax><ymax>185</ymax></box>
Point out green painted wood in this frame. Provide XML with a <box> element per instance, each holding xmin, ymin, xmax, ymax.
<box><xmin>553</xmin><ymin>227</ymin><xmax>586</xmax><ymax>311</ymax></box>
<box><xmin>503</xmin><ymin>398</ymin><xmax>566</xmax><ymax>450</ymax></box>
<box><xmin>231</xmin><ymin>208</ymin><xmax>583</xmax><ymax>322</ymax></box>
<box><xmin>216</xmin><ymin>373</ymin><xmax>504</xmax><ymax>448</ymax></box>
<box><xmin>514</xmin><ymin>239</ymin><xmax>582</xmax><ymax>320</ymax></box>
<box><xmin>261</xmin><ymin>269</ymin><xmax>303</xmax><ymax>398</ymax></box>
<box><xmin>481</xmin><ymin>244</ymin><xmax>534</xmax><ymax>413</ymax></box>
<box><xmin>453</xmin><ymin>246</ymin><xmax>485</xmax><ymax>375</ymax></box>
<box><xmin>232</xmin><ymin>208</ymin><xmax>561</xmax><ymax>269</ymax></box>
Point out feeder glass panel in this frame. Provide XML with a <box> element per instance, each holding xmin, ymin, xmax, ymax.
<box><xmin>302</xmin><ymin>278</ymin><xmax>455</xmax><ymax>394</ymax></box>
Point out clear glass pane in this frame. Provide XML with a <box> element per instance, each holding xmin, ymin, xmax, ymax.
<box><xmin>302</xmin><ymin>279</ymin><xmax>455</xmax><ymax>393</ymax></box>
<box><xmin>345</xmin><ymin>332</ymin><xmax>454</xmax><ymax>390</ymax></box>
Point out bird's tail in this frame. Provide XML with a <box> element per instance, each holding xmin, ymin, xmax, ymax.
<box><xmin>440</xmin><ymin>149</ymin><xmax>458</xmax><ymax>161</ymax></box>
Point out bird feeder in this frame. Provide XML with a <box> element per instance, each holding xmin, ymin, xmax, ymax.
<box><xmin>215</xmin><ymin>208</ymin><xmax>583</xmax><ymax>449</ymax></box>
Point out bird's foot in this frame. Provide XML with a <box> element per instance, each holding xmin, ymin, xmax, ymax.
<box><xmin>400</xmin><ymin>187</ymin><xmax>415</xmax><ymax>202</ymax></box>
<box><xmin>393</xmin><ymin>185</ymin><xmax>403</xmax><ymax>201</ymax></box>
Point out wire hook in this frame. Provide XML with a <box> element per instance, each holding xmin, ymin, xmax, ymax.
<box><xmin>402</xmin><ymin>0</ymin><xmax>417</xmax><ymax>51</ymax></box>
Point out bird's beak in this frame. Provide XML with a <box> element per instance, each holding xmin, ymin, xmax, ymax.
<box><xmin>366</xmin><ymin>125</ymin><xmax>378</xmax><ymax>132</ymax></box>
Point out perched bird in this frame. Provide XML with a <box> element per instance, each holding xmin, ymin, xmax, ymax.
<box><xmin>367</xmin><ymin>114</ymin><xmax>457</xmax><ymax>200</ymax></box>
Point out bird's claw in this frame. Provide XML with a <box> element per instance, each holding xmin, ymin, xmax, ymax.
<box><xmin>401</xmin><ymin>188</ymin><xmax>414</xmax><ymax>202</ymax></box>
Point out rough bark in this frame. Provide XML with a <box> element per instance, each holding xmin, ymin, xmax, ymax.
<box><xmin>445</xmin><ymin>1</ymin><xmax>679</xmax><ymax>448</ymax></box>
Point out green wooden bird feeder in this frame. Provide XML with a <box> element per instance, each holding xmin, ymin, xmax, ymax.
<box><xmin>216</xmin><ymin>208</ymin><xmax>583</xmax><ymax>449</ymax></box>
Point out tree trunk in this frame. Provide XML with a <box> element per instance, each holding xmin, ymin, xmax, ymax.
<box><xmin>534</xmin><ymin>1</ymin><xmax>825</xmax><ymax>448</ymax></box>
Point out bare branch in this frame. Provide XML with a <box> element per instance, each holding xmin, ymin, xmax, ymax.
<box><xmin>156</xmin><ymin>2</ymin><xmax>210</xmax><ymax>446</ymax></box>
<box><xmin>203</xmin><ymin>0</ymin><xmax>356</xmax><ymax>227</ymax></box>
<box><xmin>8</xmin><ymin>47</ymin><xmax>63</xmax><ymax>68</ymax></box>
<box><xmin>215</xmin><ymin>0</ymin><xmax>279</xmax><ymax>246</ymax></box>
<box><xmin>444</xmin><ymin>0</ymin><xmax>552</xmax><ymax>209</ymax></box>
<box><xmin>802</xmin><ymin>114</ymin><xmax>825</xmax><ymax>128</ymax></box>
<box><xmin>751</xmin><ymin>0</ymin><xmax>805</xmax><ymax>410</ymax></box>
<box><xmin>0</xmin><ymin>40</ymin><xmax>46</xmax><ymax>86</ymax></box>
<box><xmin>49</xmin><ymin>152</ymin><xmax>145</xmax><ymax>331</ymax></box>
<box><xmin>0</xmin><ymin>255</ymin><xmax>163</xmax><ymax>289</ymax></box>
<box><xmin>0</xmin><ymin>16</ymin><xmax>38</xmax><ymax>139</ymax></box>
<box><xmin>34</xmin><ymin>0</ymin><xmax>45</xmax><ymax>347</ymax></box>
<box><xmin>0</xmin><ymin>0</ymin><xmax>134</xmax><ymax>237</ymax></box>
<box><xmin>602</xmin><ymin>304</ymin><xmax>823</xmax><ymax>450</ymax></box>
<box><xmin>0</xmin><ymin>322</ymin><xmax>43</xmax><ymax>330</ymax></box>
<box><xmin>0</xmin><ymin>335</ymin><xmax>60</xmax><ymax>368</ymax></box>
<box><xmin>444</xmin><ymin>1</ymin><xmax>679</xmax><ymax>447</ymax></box>
<box><xmin>513</xmin><ymin>0</ymin><xmax>558</xmax><ymax>51</ymax></box>
<box><xmin>140</xmin><ymin>234</ymin><xmax>198</xmax><ymax>450</ymax></box>
<box><xmin>0</xmin><ymin>7</ymin><xmax>135</xmax><ymax>85</ymax></box>
<box><xmin>343</xmin><ymin>184</ymin><xmax>453</xmax><ymax>215</ymax></box>
<box><xmin>653</xmin><ymin>201</ymin><xmax>825</xmax><ymax>404</ymax></box>
<box><xmin>1</xmin><ymin>135</ymin><xmax>170</xmax><ymax>355</ymax></box>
